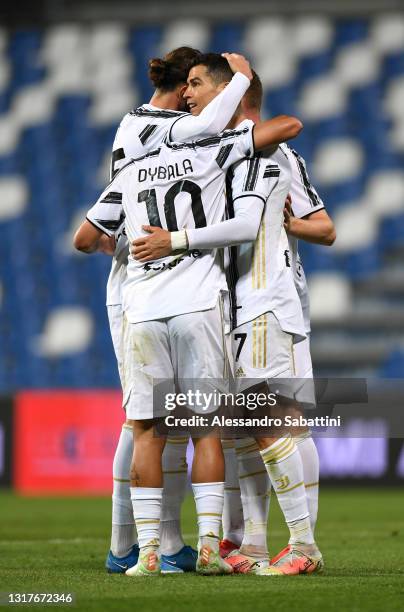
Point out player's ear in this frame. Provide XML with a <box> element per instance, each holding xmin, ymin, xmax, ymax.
<box><xmin>178</xmin><ymin>84</ymin><xmax>187</xmax><ymax>100</ymax></box>
<box><xmin>216</xmin><ymin>81</ymin><xmax>230</xmax><ymax>93</ymax></box>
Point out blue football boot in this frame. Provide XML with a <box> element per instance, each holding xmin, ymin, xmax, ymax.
<box><xmin>161</xmin><ymin>545</ymin><xmax>198</xmax><ymax>572</ymax></box>
<box><xmin>106</xmin><ymin>544</ymin><xmax>139</xmax><ymax>573</ymax></box>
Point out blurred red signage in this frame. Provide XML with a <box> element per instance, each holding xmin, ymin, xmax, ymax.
<box><xmin>14</xmin><ymin>391</ymin><xmax>123</xmax><ymax>494</ymax></box>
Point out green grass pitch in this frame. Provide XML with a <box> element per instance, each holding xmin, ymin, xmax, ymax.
<box><xmin>0</xmin><ymin>489</ymin><xmax>403</xmax><ymax>612</ymax></box>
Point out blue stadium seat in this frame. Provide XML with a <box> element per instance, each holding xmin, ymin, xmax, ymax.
<box><xmin>380</xmin><ymin>348</ymin><xmax>404</xmax><ymax>377</ymax></box>
<box><xmin>129</xmin><ymin>27</ymin><xmax>163</xmax><ymax>101</ymax></box>
<box><xmin>297</xmin><ymin>52</ymin><xmax>334</xmax><ymax>84</ymax></box>
<box><xmin>341</xmin><ymin>244</ymin><xmax>382</xmax><ymax>279</ymax></box>
<box><xmin>209</xmin><ymin>23</ymin><xmax>245</xmax><ymax>55</ymax></box>
<box><xmin>382</xmin><ymin>51</ymin><xmax>404</xmax><ymax>81</ymax></box>
<box><xmin>334</xmin><ymin>19</ymin><xmax>369</xmax><ymax>46</ymax></box>
<box><xmin>8</xmin><ymin>29</ymin><xmax>45</xmax><ymax>91</ymax></box>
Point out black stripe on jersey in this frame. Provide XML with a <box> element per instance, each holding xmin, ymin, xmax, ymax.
<box><xmin>263</xmin><ymin>167</ymin><xmax>280</xmax><ymax>178</ymax></box>
<box><xmin>166</xmin><ymin>126</ymin><xmax>251</xmax><ymax>151</ymax></box>
<box><xmin>104</xmin><ymin>149</ymin><xmax>161</xmax><ymax>190</ymax></box>
<box><xmin>244</xmin><ymin>155</ymin><xmax>261</xmax><ymax>191</ymax></box>
<box><xmin>94</xmin><ymin>214</ymin><xmax>125</xmax><ymax>232</ymax></box>
<box><xmin>215</xmin><ymin>144</ymin><xmax>234</xmax><ymax>168</ymax></box>
<box><xmin>290</xmin><ymin>148</ymin><xmax>321</xmax><ymax>208</ymax></box>
<box><xmin>139</xmin><ymin>124</ymin><xmax>158</xmax><ymax>145</ymax></box>
<box><xmin>100</xmin><ymin>191</ymin><xmax>122</xmax><ymax>205</ymax></box>
<box><xmin>130</xmin><ymin>107</ymin><xmax>185</xmax><ymax>119</ymax></box>
<box><xmin>110</xmin><ymin>148</ymin><xmax>125</xmax><ymax>179</ymax></box>
<box><xmin>225</xmin><ymin>166</ymin><xmax>240</xmax><ymax>331</ymax></box>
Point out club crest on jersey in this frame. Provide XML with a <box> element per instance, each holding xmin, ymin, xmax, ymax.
<box><xmin>275</xmin><ymin>475</ymin><xmax>290</xmax><ymax>490</ymax></box>
<box><xmin>138</xmin><ymin>159</ymin><xmax>193</xmax><ymax>183</ymax></box>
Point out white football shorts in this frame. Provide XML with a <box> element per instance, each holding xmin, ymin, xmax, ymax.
<box><xmin>232</xmin><ymin>312</ymin><xmax>294</xmax><ymax>392</ymax></box>
<box><xmin>107</xmin><ymin>304</ymin><xmax>125</xmax><ymax>387</ymax></box>
<box><xmin>293</xmin><ymin>335</ymin><xmax>313</xmax><ymax>378</ymax></box>
<box><xmin>122</xmin><ymin>298</ymin><xmax>229</xmax><ymax>420</ymax></box>
<box><xmin>292</xmin><ymin>335</ymin><xmax>316</xmax><ymax>407</ymax></box>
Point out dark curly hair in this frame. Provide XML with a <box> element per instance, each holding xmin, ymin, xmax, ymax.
<box><xmin>149</xmin><ymin>46</ymin><xmax>202</xmax><ymax>92</ymax></box>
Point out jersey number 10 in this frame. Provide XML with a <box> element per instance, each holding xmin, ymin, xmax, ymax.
<box><xmin>138</xmin><ymin>180</ymin><xmax>207</xmax><ymax>231</ymax></box>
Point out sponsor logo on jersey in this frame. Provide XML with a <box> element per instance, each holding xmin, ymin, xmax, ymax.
<box><xmin>235</xmin><ymin>366</ymin><xmax>246</xmax><ymax>378</ymax></box>
<box><xmin>143</xmin><ymin>250</ymin><xmax>202</xmax><ymax>273</ymax></box>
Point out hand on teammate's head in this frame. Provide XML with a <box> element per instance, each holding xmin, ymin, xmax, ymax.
<box><xmin>221</xmin><ymin>53</ymin><xmax>253</xmax><ymax>81</ymax></box>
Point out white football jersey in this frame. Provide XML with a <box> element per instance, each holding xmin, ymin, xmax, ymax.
<box><xmin>226</xmin><ymin>143</ymin><xmax>305</xmax><ymax>341</ymax></box>
<box><xmin>88</xmin><ymin>123</ymin><xmax>255</xmax><ymax>323</ymax></box>
<box><xmin>106</xmin><ymin>105</ymin><xmax>187</xmax><ymax>306</ymax></box>
<box><xmin>282</xmin><ymin>146</ymin><xmax>325</xmax><ymax>334</ymax></box>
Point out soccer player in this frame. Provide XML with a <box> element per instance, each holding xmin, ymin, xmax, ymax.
<box><xmin>74</xmin><ymin>69</ymin><xmax>303</xmax><ymax>576</ymax></box>
<box><xmin>131</xmin><ymin>62</ymin><xmax>324</xmax><ymax>576</ymax></box>
<box><xmin>83</xmin><ymin>46</ymin><xmax>257</xmax><ymax>574</ymax></box>
<box><xmin>269</xmin><ymin>153</ymin><xmax>335</xmax><ymax>566</ymax></box>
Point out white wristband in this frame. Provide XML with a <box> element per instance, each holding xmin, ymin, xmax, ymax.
<box><xmin>171</xmin><ymin>230</ymin><xmax>188</xmax><ymax>251</ymax></box>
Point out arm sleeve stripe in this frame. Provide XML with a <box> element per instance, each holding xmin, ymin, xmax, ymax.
<box><xmin>298</xmin><ymin>205</ymin><xmax>325</xmax><ymax>219</ymax></box>
<box><xmin>86</xmin><ymin>217</ymin><xmax>113</xmax><ymax>237</ymax></box>
<box><xmin>130</xmin><ymin>107</ymin><xmax>185</xmax><ymax>119</ymax></box>
<box><xmin>216</xmin><ymin>144</ymin><xmax>234</xmax><ymax>168</ymax></box>
<box><xmin>100</xmin><ymin>191</ymin><xmax>123</xmax><ymax>205</ymax></box>
<box><xmin>92</xmin><ymin>214</ymin><xmax>126</xmax><ymax>232</ymax></box>
<box><xmin>233</xmin><ymin>193</ymin><xmax>266</xmax><ymax>205</ymax></box>
<box><xmin>110</xmin><ymin>147</ymin><xmax>125</xmax><ymax>180</ymax></box>
<box><xmin>166</xmin><ymin>126</ymin><xmax>251</xmax><ymax>149</ymax></box>
<box><xmin>139</xmin><ymin>124</ymin><xmax>158</xmax><ymax>145</ymax></box>
<box><xmin>244</xmin><ymin>155</ymin><xmax>261</xmax><ymax>191</ymax></box>
<box><xmin>290</xmin><ymin>148</ymin><xmax>322</xmax><ymax>208</ymax></box>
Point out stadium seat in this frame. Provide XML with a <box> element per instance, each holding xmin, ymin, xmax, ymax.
<box><xmin>292</xmin><ymin>16</ymin><xmax>334</xmax><ymax>57</ymax></box>
<box><xmin>333</xmin><ymin>202</ymin><xmax>378</xmax><ymax>252</ymax></box>
<box><xmin>0</xmin><ymin>176</ymin><xmax>28</xmax><ymax>221</ymax></box>
<box><xmin>384</xmin><ymin>76</ymin><xmax>404</xmax><ymax>120</ymax></box>
<box><xmin>380</xmin><ymin>347</ymin><xmax>404</xmax><ymax>377</ymax></box>
<box><xmin>371</xmin><ymin>14</ymin><xmax>404</xmax><ymax>55</ymax></box>
<box><xmin>299</xmin><ymin>74</ymin><xmax>347</xmax><ymax>120</ymax></box>
<box><xmin>367</xmin><ymin>171</ymin><xmax>404</xmax><ymax>216</ymax></box>
<box><xmin>209</xmin><ymin>23</ymin><xmax>245</xmax><ymax>56</ymax></box>
<box><xmin>32</xmin><ymin>306</ymin><xmax>94</xmax><ymax>357</ymax></box>
<box><xmin>335</xmin><ymin>41</ymin><xmax>380</xmax><ymax>87</ymax></box>
<box><xmin>0</xmin><ymin>116</ymin><xmax>20</xmax><ymax>156</ymax></box>
<box><xmin>244</xmin><ymin>17</ymin><xmax>286</xmax><ymax>60</ymax></box>
<box><xmin>308</xmin><ymin>272</ymin><xmax>352</xmax><ymax>320</ymax></box>
<box><xmin>312</xmin><ymin>138</ymin><xmax>364</xmax><ymax>185</ymax></box>
<box><xmin>159</xmin><ymin>19</ymin><xmax>210</xmax><ymax>53</ymax></box>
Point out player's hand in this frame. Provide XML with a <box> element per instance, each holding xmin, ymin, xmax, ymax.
<box><xmin>283</xmin><ymin>193</ymin><xmax>293</xmax><ymax>232</ymax></box>
<box><xmin>221</xmin><ymin>53</ymin><xmax>253</xmax><ymax>81</ymax></box>
<box><xmin>131</xmin><ymin>226</ymin><xmax>173</xmax><ymax>261</ymax></box>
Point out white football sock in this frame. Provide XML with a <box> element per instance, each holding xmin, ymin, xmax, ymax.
<box><xmin>236</xmin><ymin>438</ymin><xmax>270</xmax><ymax>558</ymax></box>
<box><xmin>111</xmin><ymin>424</ymin><xmax>137</xmax><ymax>557</ymax></box>
<box><xmin>130</xmin><ymin>487</ymin><xmax>163</xmax><ymax>550</ymax></box>
<box><xmin>260</xmin><ymin>435</ymin><xmax>314</xmax><ymax>546</ymax></box>
<box><xmin>192</xmin><ymin>481</ymin><xmax>224</xmax><ymax>552</ymax></box>
<box><xmin>222</xmin><ymin>441</ymin><xmax>244</xmax><ymax>546</ymax></box>
<box><xmin>160</xmin><ymin>436</ymin><xmax>188</xmax><ymax>555</ymax></box>
<box><xmin>295</xmin><ymin>431</ymin><xmax>319</xmax><ymax>533</ymax></box>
